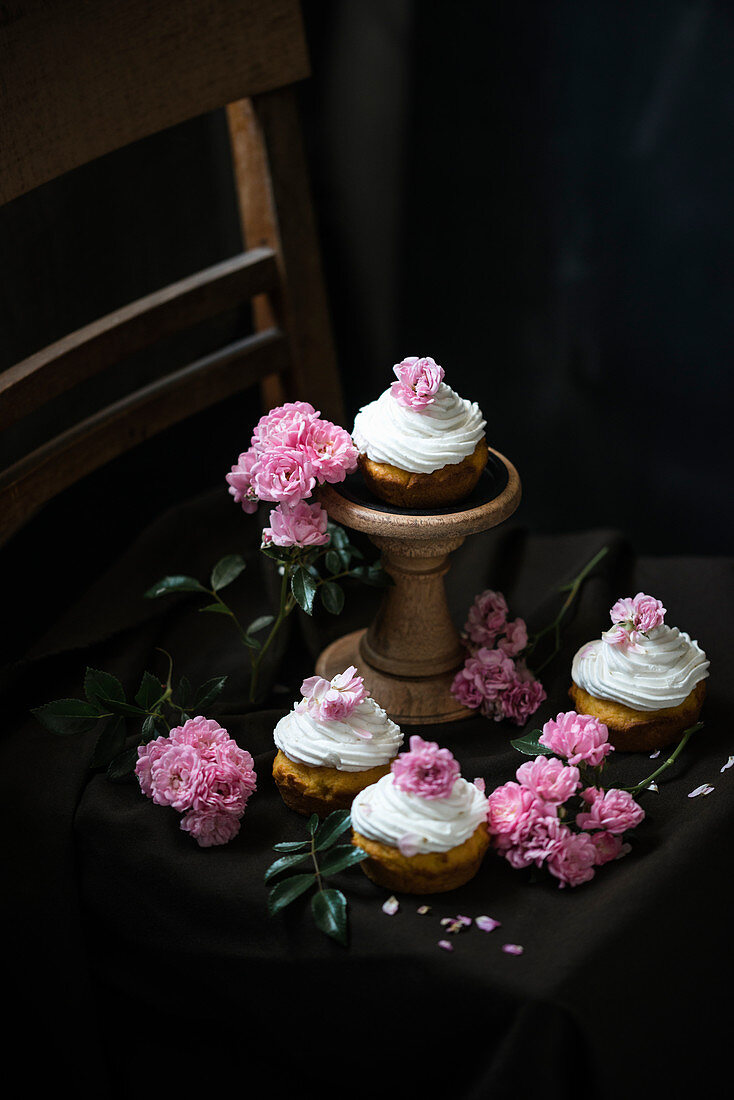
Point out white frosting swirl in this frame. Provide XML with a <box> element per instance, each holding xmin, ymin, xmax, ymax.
<box><xmin>352</xmin><ymin>382</ymin><xmax>486</xmax><ymax>474</ymax></box>
<box><xmin>572</xmin><ymin>624</ymin><xmax>709</xmax><ymax>711</ymax></box>
<box><xmin>350</xmin><ymin>772</ymin><xmax>488</xmax><ymax>854</ymax></box>
<box><xmin>273</xmin><ymin>698</ymin><xmax>403</xmax><ymax>772</ymax></box>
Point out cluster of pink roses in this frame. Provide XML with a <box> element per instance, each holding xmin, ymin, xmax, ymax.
<box><xmin>487</xmin><ymin>710</ymin><xmax>645</xmax><ymax>887</ymax></box>
<box><xmin>226</xmin><ymin>400</ymin><xmax>358</xmax><ymax>549</ymax></box>
<box><xmin>135</xmin><ymin>716</ymin><xmax>257</xmax><ymax>847</ymax></box>
<box><xmin>390</xmin><ymin>356</ymin><xmax>445</xmax><ymax>409</ymax></box>
<box><xmin>392</xmin><ymin>734</ymin><xmax>461</xmax><ymax>800</ymax></box>
<box><xmin>604</xmin><ymin>591</ymin><xmax>666</xmax><ymax>650</ymax></box>
<box><xmin>451</xmin><ymin>589</ymin><xmax>546</xmax><ymax>726</ymax></box>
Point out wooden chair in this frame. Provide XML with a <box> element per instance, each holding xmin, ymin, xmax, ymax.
<box><xmin>0</xmin><ymin>0</ymin><xmax>345</xmax><ymax>547</ymax></box>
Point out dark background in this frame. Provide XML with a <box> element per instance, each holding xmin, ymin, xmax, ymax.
<box><xmin>2</xmin><ymin>0</ymin><xmax>732</xmax><ymax>657</ymax></box>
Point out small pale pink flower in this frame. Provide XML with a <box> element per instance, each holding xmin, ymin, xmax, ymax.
<box><xmin>500</xmin><ymin>664</ymin><xmax>546</xmax><ymax>726</ymax></box>
<box><xmin>590</xmin><ymin>831</ymin><xmax>631</xmax><ymax>865</ymax></box>
<box><xmin>225</xmin><ymin>447</ymin><xmax>260</xmax><ymax>514</ymax></box>
<box><xmin>515</xmin><ymin>755</ymin><xmax>580</xmax><ymax>807</ymax></box>
<box><xmin>487</xmin><ymin>781</ymin><xmax>543</xmax><ymax>849</ymax></box>
<box><xmin>262</xmin><ymin>500</ymin><xmax>330</xmax><ymax>548</ymax></box>
<box><xmin>252</xmin><ymin>445</ymin><xmax>316</xmax><ymax>504</ymax></box>
<box><xmin>464</xmin><ymin>590</ymin><xmax>509</xmax><ymax>647</ymax></box>
<box><xmin>299</xmin><ymin>665</ymin><xmax>369</xmax><ymax>725</ymax></box>
<box><xmin>148</xmin><ymin>742</ymin><xmax>205</xmax><ymax>812</ymax></box>
<box><xmin>539</xmin><ymin>710</ymin><xmax>613</xmax><ymax>767</ymax></box>
<box><xmin>390</xmin><ymin>356</ymin><xmax>445</xmax><ymax>409</ymax></box>
<box><xmin>450</xmin><ymin>664</ymin><xmax>487</xmax><ymax>709</ymax></box>
<box><xmin>546</xmin><ymin>829</ymin><xmax>597</xmax><ymax>888</ymax></box>
<box><xmin>518</xmin><ymin>813</ymin><xmax>569</xmax><ymax>868</ymax></box>
<box><xmin>180</xmin><ymin>808</ymin><xmax>242</xmax><ymax>848</ymax></box>
<box><xmin>497</xmin><ymin>618</ymin><xmax>529</xmax><ymax>657</ymax></box>
<box><xmin>576</xmin><ymin>787</ymin><xmax>645</xmax><ymax>835</ymax></box>
<box><xmin>301</xmin><ymin>418</ymin><xmax>358</xmax><ymax>484</ymax></box>
<box><xmin>391</xmin><ymin>735</ymin><xmax>460</xmax><ymax>800</ymax></box>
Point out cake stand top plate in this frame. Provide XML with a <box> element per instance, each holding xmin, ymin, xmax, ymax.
<box><xmin>317</xmin><ymin>447</ymin><xmax>521</xmax><ymax>540</ymax></box>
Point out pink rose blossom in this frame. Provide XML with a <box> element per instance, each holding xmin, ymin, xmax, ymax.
<box><xmin>467</xmin><ymin>647</ymin><xmax>517</xmax><ymax>702</ymax></box>
<box><xmin>590</xmin><ymin>831</ymin><xmax>631</xmax><ymax>865</ymax></box>
<box><xmin>464</xmin><ymin>590</ymin><xmax>509</xmax><ymax>647</ymax></box>
<box><xmin>193</xmin><ymin>758</ymin><xmax>252</xmax><ymax>816</ymax></box>
<box><xmin>497</xmin><ymin>618</ymin><xmax>529</xmax><ymax>657</ymax></box>
<box><xmin>391</xmin><ymin>735</ymin><xmax>460</xmax><ymax>800</ymax></box>
<box><xmin>170</xmin><ymin>715</ymin><xmax>231</xmax><ymax>756</ymax></box>
<box><xmin>539</xmin><ymin>710</ymin><xmax>614</xmax><ymax>767</ymax></box>
<box><xmin>225</xmin><ymin>447</ymin><xmax>260</xmax><ymax>514</ymax></box>
<box><xmin>546</xmin><ymin>829</ymin><xmax>598</xmax><ymax>888</ymax></box>
<box><xmin>576</xmin><ymin>787</ymin><xmax>645</xmax><ymax>835</ymax></box>
<box><xmin>450</xmin><ymin>664</ymin><xmax>488</xmax><ymax>709</ymax></box>
<box><xmin>518</xmin><ymin>813</ymin><xmax>570</xmax><ymax>868</ymax></box>
<box><xmin>299</xmin><ymin>665</ymin><xmax>369</xmax><ymax>725</ymax></box>
<box><xmin>252</xmin><ymin>445</ymin><xmax>317</xmax><ymax>504</ymax></box>
<box><xmin>390</xmin><ymin>356</ymin><xmax>445</xmax><ymax>409</ymax></box>
<box><xmin>147</xmin><ymin>742</ymin><xmax>205</xmax><ymax>812</ymax></box>
<box><xmin>262</xmin><ymin>500</ymin><xmax>330</xmax><ymax>548</ymax></box>
<box><xmin>135</xmin><ymin>735</ymin><xmax>172</xmax><ymax>799</ymax></box>
<box><xmin>301</xmin><ymin>418</ymin><xmax>358</xmax><ymax>484</ymax></box>
<box><xmin>515</xmin><ymin>755</ymin><xmax>581</xmax><ymax>807</ymax></box>
<box><xmin>250</xmin><ymin>402</ymin><xmax>320</xmax><ymax>451</ymax></box>
<box><xmin>608</xmin><ymin>592</ymin><xmax>666</xmax><ymax>647</ymax></box>
<box><xmin>180</xmin><ymin>809</ymin><xmax>242</xmax><ymax>847</ymax></box>
<box><xmin>500</xmin><ymin>664</ymin><xmax>547</xmax><ymax>726</ymax></box>
<box><xmin>487</xmin><ymin>781</ymin><xmax>543</xmax><ymax>849</ymax></box>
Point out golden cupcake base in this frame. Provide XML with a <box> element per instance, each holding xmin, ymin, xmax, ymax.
<box><xmin>357</xmin><ymin>438</ymin><xmax>489</xmax><ymax>509</ymax></box>
<box><xmin>351</xmin><ymin>822</ymin><xmax>490</xmax><ymax>894</ymax></box>
<box><xmin>272</xmin><ymin>749</ymin><xmax>391</xmax><ymax>818</ymax></box>
<box><xmin>568</xmin><ymin>679</ymin><xmax>707</xmax><ymax>753</ymax></box>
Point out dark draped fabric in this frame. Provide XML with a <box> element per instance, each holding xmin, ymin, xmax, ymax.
<box><xmin>3</xmin><ymin>488</ymin><xmax>732</xmax><ymax>1099</ymax></box>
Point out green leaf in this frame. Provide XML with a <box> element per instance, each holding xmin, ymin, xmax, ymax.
<box><xmin>84</xmin><ymin>668</ymin><xmax>125</xmax><ymax>709</ymax></box>
<box><xmin>176</xmin><ymin>675</ymin><xmax>193</xmax><ymax>711</ymax></box>
<box><xmin>318</xmin><ymin>845</ymin><xmax>368</xmax><ymax>876</ymax></box>
<box><xmin>32</xmin><ymin>698</ymin><xmax>104</xmax><ymax>736</ymax></box>
<box><xmin>320</xmin><ymin>580</ymin><xmax>345</xmax><ymax>615</ymax></box>
<box><xmin>210</xmin><ymin>554</ymin><xmax>246</xmax><ymax>592</ymax></box>
<box><xmin>324</xmin><ymin>550</ymin><xmax>343</xmax><ymax>575</ymax></box>
<box><xmin>94</xmin><ymin>695</ymin><xmax>147</xmax><ymax>718</ymax></box>
<box><xmin>272</xmin><ymin>840</ymin><xmax>311</xmax><ymax>852</ymax></box>
<box><xmin>307</xmin><ymin>813</ymin><xmax>319</xmax><ymax>835</ymax></box>
<box><xmin>106</xmin><ymin>746</ymin><xmax>139</xmax><ymax>783</ymax></box>
<box><xmin>311</xmin><ymin>888</ymin><xmax>348</xmax><ymax>945</ymax></box>
<box><xmin>198</xmin><ymin>602</ymin><xmax>231</xmax><ymax>615</ymax></box>
<box><xmin>135</xmin><ymin>670</ymin><xmax>165</xmax><ymax>711</ymax></box>
<box><xmin>351</xmin><ymin>563</ymin><xmax>392</xmax><ymax>587</ymax></box>
<box><xmin>328</xmin><ymin>524</ymin><xmax>349</xmax><ymax>549</ymax></box>
<box><xmin>89</xmin><ymin>716</ymin><xmax>127</xmax><ymax>769</ymax></box>
<box><xmin>510</xmin><ymin>730</ymin><xmax>548</xmax><ymax>756</ymax></box>
<box><xmin>264</xmin><ymin>851</ymin><xmax>313</xmax><ymax>882</ymax></box>
<box><xmin>247</xmin><ymin>615</ymin><xmax>275</xmax><ymax>635</ymax></box>
<box><xmin>291</xmin><ymin>565</ymin><xmax>318</xmax><ymax>615</ymax></box>
<box><xmin>260</xmin><ymin>543</ymin><xmax>295</xmax><ymax>564</ymax></box>
<box><xmin>313</xmin><ymin>809</ymin><xmax>352</xmax><ymax>850</ymax></box>
<box><xmin>144</xmin><ymin>575</ymin><xmax>206</xmax><ymax>598</ymax></box>
<box><xmin>267</xmin><ymin>874</ymin><xmax>316</xmax><ymax>915</ymax></box>
<box><xmin>141</xmin><ymin>714</ymin><xmax>160</xmax><ymax>741</ymax></box>
<box><xmin>193</xmin><ymin>676</ymin><xmax>227</xmax><ymax>712</ymax></box>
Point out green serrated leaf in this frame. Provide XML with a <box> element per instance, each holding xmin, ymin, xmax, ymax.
<box><xmin>94</xmin><ymin>695</ymin><xmax>147</xmax><ymax>718</ymax></box>
<box><xmin>320</xmin><ymin>580</ymin><xmax>345</xmax><ymax>615</ymax></box>
<box><xmin>144</xmin><ymin>575</ymin><xmax>206</xmax><ymax>598</ymax></box>
<box><xmin>311</xmin><ymin>888</ymin><xmax>348</xmax><ymax>945</ymax></box>
<box><xmin>84</xmin><ymin>668</ymin><xmax>125</xmax><ymax>708</ymax></box>
<box><xmin>210</xmin><ymin>554</ymin><xmax>246</xmax><ymax>592</ymax></box>
<box><xmin>313</xmin><ymin>809</ymin><xmax>352</xmax><ymax>850</ymax></box>
<box><xmin>291</xmin><ymin>565</ymin><xmax>318</xmax><ymax>615</ymax></box>
<box><xmin>135</xmin><ymin>670</ymin><xmax>165</xmax><ymax>711</ymax></box>
<box><xmin>267</xmin><ymin>874</ymin><xmax>316</xmax><ymax>915</ymax></box>
<box><xmin>264</xmin><ymin>851</ymin><xmax>313</xmax><ymax>882</ymax></box>
<box><xmin>324</xmin><ymin>550</ymin><xmax>342</xmax><ymax>575</ymax></box>
<box><xmin>89</xmin><ymin>716</ymin><xmax>127</xmax><ymax>769</ymax></box>
<box><xmin>193</xmin><ymin>675</ymin><xmax>227</xmax><ymax>712</ymax></box>
<box><xmin>318</xmin><ymin>846</ymin><xmax>368</xmax><ymax>877</ymax></box>
<box><xmin>510</xmin><ymin>731</ymin><xmax>548</xmax><ymax>756</ymax></box>
<box><xmin>32</xmin><ymin>698</ymin><xmax>104</xmax><ymax>736</ymax></box>
<box><xmin>106</xmin><ymin>746</ymin><xmax>139</xmax><ymax>783</ymax></box>
<box><xmin>141</xmin><ymin>714</ymin><xmax>159</xmax><ymax>741</ymax></box>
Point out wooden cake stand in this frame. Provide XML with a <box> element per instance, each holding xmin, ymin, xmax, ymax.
<box><xmin>315</xmin><ymin>448</ymin><xmax>521</xmax><ymax>725</ymax></box>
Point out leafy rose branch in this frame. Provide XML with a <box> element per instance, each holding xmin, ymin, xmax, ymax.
<box><xmin>511</xmin><ymin>720</ymin><xmax>705</xmax><ymax>798</ymax></box>
<box><xmin>145</xmin><ymin>523</ymin><xmax>390</xmax><ymax>704</ymax></box>
<box><xmin>32</xmin><ymin>651</ymin><xmax>228</xmax><ymax>782</ymax></box>
<box><xmin>523</xmin><ymin>546</ymin><xmax>610</xmax><ymax>675</ymax></box>
<box><xmin>265</xmin><ymin>810</ymin><xmax>368</xmax><ymax>945</ymax></box>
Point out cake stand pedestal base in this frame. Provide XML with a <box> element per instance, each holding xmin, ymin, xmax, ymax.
<box><xmin>315</xmin><ymin>449</ymin><xmax>521</xmax><ymax>726</ymax></box>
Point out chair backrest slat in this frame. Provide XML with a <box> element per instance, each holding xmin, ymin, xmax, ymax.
<box><xmin>0</xmin><ymin>327</ymin><xmax>289</xmax><ymax>543</ymax></box>
<box><xmin>1</xmin><ymin>0</ymin><xmax>310</xmax><ymax>204</ymax></box>
<box><xmin>0</xmin><ymin>247</ymin><xmax>279</xmax><ymax>431</ymax></box>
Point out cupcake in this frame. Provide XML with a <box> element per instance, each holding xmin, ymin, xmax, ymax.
<box><xmin>350</xmin><ymin>736</ymin><xmax>490</xmax><ymax>893</ymax></box>
<box><xmin>569</xmin><ymin>593</ymin><xmax>709</xmax><ymax>752</ymax></box>
<box><xmin>351</xmin><ymin>356</ymin><xmax>488</xmax><ymax>508</ymax></box>
<box><xmin>273</xmin><ymin>666</ymin><xmax>403</xmax><ymax>817</ymax></box>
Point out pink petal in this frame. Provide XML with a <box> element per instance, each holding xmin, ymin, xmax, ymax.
<box><xmin>382</xmin><ymin>895</ymin><xmax>399</xmax><ymax>915</ymax></box>
<box><xmin>502</xmin><ymin>943</ymin><xmax>524</xmax><ymax>955</ymax></box>
<box><xmin>476</xmin><ymin>916</ymin><xmax>501</xmax><ymax>932</ymax></box>
<box><xmin>438</xmin><ymin>940</ymin><xmax>454</xmax><ymax>952</ymax></box>
<box><xmin>688</xmin><ymin>784</ymin><xmax>714</xmax><ymax>798</ymax></box>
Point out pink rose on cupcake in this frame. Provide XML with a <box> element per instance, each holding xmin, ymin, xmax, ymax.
<box><xmin>390</xmin><ymin>356</ymin><xmax>445</xmax><ymax>409</ymax></box>
<box><xmin>392</xmin><ymin>735</ymin><xmax>460</xmax><ymax>799</ymax></box>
